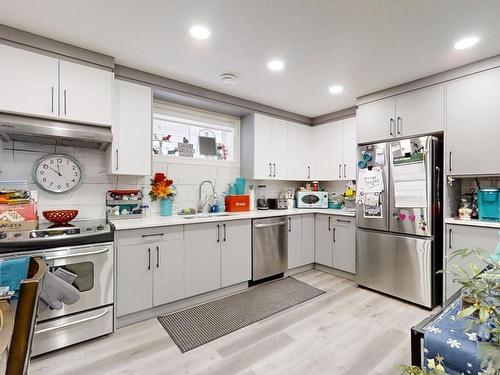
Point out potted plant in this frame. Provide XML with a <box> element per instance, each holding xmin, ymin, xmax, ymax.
<box><xmin>400</xmin><ymin>248</ymin><xmax>499</xmax><ymax>375</ymax></box>
<box><xmin>149</xmin><ymin>173</ymin><xmax>176</xmax><ymax>216</ymax></box>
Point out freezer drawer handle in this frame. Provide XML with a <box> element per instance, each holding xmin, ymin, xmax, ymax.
<box><xmin>45</xmin><ymin>247</ymin><xmax>110</xmax><ymax>260</ymax></box>
<box><xmin>254</xmin><ymin>221</ymin><xmax>286</xmax><ymax>228</ymax></box>
<box><xmin>35</xmin><ymin>309</ymin><xmax>110</xmax><ymax>334</ymax></box>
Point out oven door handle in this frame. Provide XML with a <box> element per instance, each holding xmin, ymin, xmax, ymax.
<box><xmin>44</xmin><ymin>247</ymin><xmax>110</xmax><ymax>260</ymax></box>
<box><xmin>35</xmin><ymin>309</ymin><xmax>109</xmax><ymax>334</ymax></box>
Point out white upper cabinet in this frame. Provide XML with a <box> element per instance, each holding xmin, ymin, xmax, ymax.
<box><xmin>312</xmin><ymin>120</ymin><xmax>343</xmax><ymax>180</ymax></box>
<box><xmin>394</xmin><ymin>85</ymin><xmax>444</xmax><ymax>137</ymax></box>
<box><xmin>110</xmin><ymin>79</ymin><xmax>152</xmax><ymax>175</ymax></box>
<box><xmin>0</xmin><ymin>43</ymin><xmax>59</xmax><ymax>118</ymax></box>
<box><xmin>271</xmin><ymin>118</ymin><xmax>288</xmax><ymax>179</ymax></box>
<box><xmin>241</xmin><ymin>113</ymin><xmax>288</xmax><ymax>180</ymax></box>
<box><xmin>59</xmin><ymin>60</ymin><xmax>113</xmax><ymax>126</ymax></box>
<box><xmin>357</xmin><ymin>97</ymin><xmax>396</xmax><ymax>144</ymax></box>
<box><xmin>242</xmin><ymin>113</ymin><xmax>357</xmax><ymax>181</ymax></box>
<box><xmin>357</xmin><ymin>85</ymin><xmax>444</xmax><ymax>144</ymax></box>
<box><xmin>287</xmin><ymin>121</ymin><xmax>312</xmax><ymax>180</ymax></box>
<box><xmin>342</xmin><ymin>117</ymin><xmax>357</xmax><ymax>180</ymax></box>
<box><xmin>0</xmin><ymin>43</ymin><xmax>113</xmax><ymax>126</ymax></box>
<box><xmin>446</xmin><ymin>68</ymin><xmax>500</xmax><ymax>176</ymax></box>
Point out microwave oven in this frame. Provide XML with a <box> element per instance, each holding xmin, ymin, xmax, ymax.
<box><xmin>296</xmin><ymin>191</ymin><xmax>329</xmax><ymax>208</ymax></box>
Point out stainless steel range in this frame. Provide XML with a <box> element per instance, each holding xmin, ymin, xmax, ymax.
<box><xmin>0</xmin><ymin>220</ymin><xmax>114</xmax><ymax>356</ymax></box>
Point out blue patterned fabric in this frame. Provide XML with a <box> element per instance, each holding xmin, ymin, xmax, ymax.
<box><xmin>0</xmin><ymin>256</ymin><xmax>30</xmax><ymax>294</ymax></box>
<box><xmin>424</xmin><ymin>299</ymin><xmax>484</xmax><ymax>375</ymax></box>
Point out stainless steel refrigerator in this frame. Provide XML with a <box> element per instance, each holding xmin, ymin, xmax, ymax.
<box><xmin>356</xmin><ymin>135</ymin><xmax>442</xmax><ymax>308</ymax></box>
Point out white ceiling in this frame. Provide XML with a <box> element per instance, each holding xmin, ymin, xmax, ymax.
<box><xmin>1</xmin><ymin>0</ymin><xmax>500</xmax><ymax>117</ymax></box>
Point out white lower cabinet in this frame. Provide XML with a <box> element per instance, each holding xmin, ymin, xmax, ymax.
<box><xmin>185</xmin><ymin>219</ymin><xmax>252</xmax><ymax>297</ymax></box>
<box><xmin>116</xmin><ymin>226</ymin><xmax>184</xmax><ymax>317</ymax></box>
<box><xmin>221</xmin><ymin>220</ymin><xmax>252</xmax><ymax>287</ymax></box>
<box><xmin>287</xmin><ymin>214</ymin><xmax>315</xmax><ymax>269</ymax></box>
<box><xmin>314</xmin><ymin>215</ymin><xmax>355</xmax><ymax>273</ymax></box>
<box><xmin>445</xmin><ymin>224</ymin><xmax>498</xmax><ymax>299</ymax></box>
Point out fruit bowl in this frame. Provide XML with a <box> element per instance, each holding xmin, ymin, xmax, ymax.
<box><xmin>42</xmin><ymin>210</ymin><xmax>79</xmax><ymax>224</ymax></box>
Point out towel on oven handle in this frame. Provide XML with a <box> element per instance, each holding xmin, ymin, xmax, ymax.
<box><xmin>40</xmin><ymin>268</ymin><xmax>80</xmax><ymax>310</ymax></box>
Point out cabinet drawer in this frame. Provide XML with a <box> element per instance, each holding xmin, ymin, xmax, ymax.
<box><xmin>116</xmin><ymin>225</ymin><xmax>183</xmax><ymax>246</ymax></box>
<box><xmin>331</xmin><ymin>216</ymin><xmax>355</xmax><ymax>227</ymax></box>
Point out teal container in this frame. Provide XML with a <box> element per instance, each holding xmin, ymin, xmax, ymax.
<box><xmin>478</xmin><ymin>188</ymin><xmax>499</xmax><ymax>222</ymax></box>
<box><xmin>235</xmin><ymin>177</ymin><xmax>246</xmax><ymax>195</ymax></box>
<box><xmin>160</xmin><ymin>198</ymin><xmax>173</xmax><ymax>216</ymax></box>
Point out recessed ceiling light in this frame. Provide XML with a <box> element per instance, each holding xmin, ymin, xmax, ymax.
<box><xmin>190</xmin><ymin>25</ymin><xmax>210</xmax><ymax>40</ymax></box>
<box><xmin>329</xmin><ymin>85</ymin><xmax>344</xmax><ymax>94</ymax></box>
<box><xmin>267</xmin><ymin>60</ymin><xmax>285</xmax><ymax>71</ymax></box>
<box><xmin>219</xmin><ymin>73</ymin><xmax>237</xmax><ymax>86</ymax></box>
<box><xmin>454</xmin><ymin>36</ymin><xmax>479</xmax><ymax>50</ymax></box>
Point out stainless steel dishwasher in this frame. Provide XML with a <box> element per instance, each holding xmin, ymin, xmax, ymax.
<box><xmin>252</xmin><ymin>217</ymin><xmax>287</xmax><ymax>281</ymax></box>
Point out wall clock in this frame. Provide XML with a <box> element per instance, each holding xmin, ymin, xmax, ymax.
<box><xmin>33</xmin><ymin>154</ymin><xmax>84</xmax><ymax>193</ymax></box>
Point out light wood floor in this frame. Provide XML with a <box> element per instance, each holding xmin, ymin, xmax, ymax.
<box><xmin>29</xmin><ymin>270</ymin><xmax>432</xmax><ymax>375</ymax></box>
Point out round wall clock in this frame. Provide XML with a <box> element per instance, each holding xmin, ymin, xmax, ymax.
<box><xmin>33</xmin><ymin>154</ymin><xmax>84</xmax><ymax>193</ymax></box>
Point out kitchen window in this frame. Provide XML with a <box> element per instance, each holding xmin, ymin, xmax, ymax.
<box><xmin>153</xmin><ymin>101</ymin><xmax>239</xmax><ymax>165</ymax></box>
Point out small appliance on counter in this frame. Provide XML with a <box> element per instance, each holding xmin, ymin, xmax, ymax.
<box><xmin>256</xmin><ymin>185</ymin><xmax>269</xmax><ymax>210</ymax></box>
<box><xmin>267</xmin><ymin>198</ymin><xmax>287</xmax><ymax>210</ymax></box>
<box><xmin>106</xmin><ymin>189</ymin><xmax>143</xmax><ymax>219</ymax></box>
<box><xmin>477</xmin><ymin>188</ymin><xmax>499</xmax><ymax>222</ymax></box>
<box><xmin>296</xmin><ymin>191</ymin><xmax>328</xmax><ymax>208</ymax></box>
<box><xmin>225</xmin><ymin>195</ymin><xmax>250</xmax><ymax>212</ymax></box>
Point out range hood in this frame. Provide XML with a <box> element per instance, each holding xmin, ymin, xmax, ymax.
<box><xmin>0</xmin><ymin>113</ymin><xmax>112</xmax><ymax>151</ymax></box>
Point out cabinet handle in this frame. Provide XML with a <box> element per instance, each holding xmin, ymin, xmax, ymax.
<box><xmin>448</xmin><ymin>228</ymin><xmax>452</xmax><ymax>249</ymax></box>
<box><xmin>156</xmin><ymin>246</ymin><xmax>159</xmax><ymax>268</ymax></box>
<box><xmin>115</xmin><ymin>149</ymin><xmax>119</xmax><ymax>171</ymax></box>
<box><xmin>328</xmin><ymin>216</ymin><xmax>331</xmax><ymax>231</ymax></box>
<box><xmin>51</xmin><ymin>86</ymin><xmax>54</xmax><ymax>113</ymax></box>
<box><xmin>333</xmin><ymin>228</ymin><xmax>336</xmax><ymax>243</ymax></box>
<box><xmin>288</xmin><ymin>217</ymin><xmax>291</xmax><ymax>232</ymax></box>
<box><xmin>147</xmin><ymin>248</ymin><xmax>151</xmax><ymax>270</ymax></box>
<box><xmin>273</xmin><ymin>163</ymin><xmax>276</xmax><ymax>177</ymax></box>
<box><xmin>307</xmin><ymin>166</ymin><xmax>311</xmax><ymax>179</ymax></box>
<box><xmin>336</xmin><ymin>219</ymin><xmax>351</xmax><ymax>224</ymax></box>
<box><xmin>343</xmin><ymin>164</ymin><xmax>346</xmax><ymax>178</ymax></box>
<box><xmin>338</xmin><ymin>164</ymin><xmax>342</xmax><ymax>178</ymax></box>
<box><xmin>269</xmin><ymin>163</ymin><xmax>272</xmax><ymax>177</ymax></box>
<box><xmin>448</xmin><ymin>151</ymin><xmax>452</xmax><ymax>172</ymax></box>
<box><xmin>397</xmin><ymin>117</ymin><xmax>402</xmax><ymax>135</ymax></box>
<box><xmin>216</xmin><ymin>224</ymin><xmax>220</xmax><ymax>243</ymax></box>
<box><xmin>141</xmin><ymin>233</ymin><xmax>164</xmax><ymax>238</ymax></box>
<box><xmin>223</xmin><ymin>223</ymin><xmax>226</xmax><ymax>241</ymax></box>
<box><xmin>389</xmin><ymin>118</ymin><xmax>394</xmax><ymax>136</ymax></box>
<box><xmin>63</xmin><ymin>89</ymin><xmax>67</xmax><ymax>116</ymax></box>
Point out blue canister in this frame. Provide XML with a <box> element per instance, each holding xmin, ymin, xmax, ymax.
<box><xmin>235</xmin><ymin>177</ymin><xmax>246</xmax><ymax>195</ymax></box>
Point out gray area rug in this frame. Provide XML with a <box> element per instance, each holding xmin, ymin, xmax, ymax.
<box><xmin>157</xmin><ymin>277</ymin><xmax>325</xmax><ymax>352</ymax></box>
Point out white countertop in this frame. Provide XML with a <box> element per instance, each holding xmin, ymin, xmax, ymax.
<box><xmin>110</xmin><ymin>208</ymin><xmax>355</xmax><ymax>231</ymax></box>
<box><xmin>445</xmin><ymin>217</ymin><xmax>500</xmax><ymax>229</ymax></box>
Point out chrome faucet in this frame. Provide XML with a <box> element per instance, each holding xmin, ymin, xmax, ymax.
<box><xmin>198</xmin><ymin>180</ymin><xmax>217</xmax><ymax>214</ymax></box>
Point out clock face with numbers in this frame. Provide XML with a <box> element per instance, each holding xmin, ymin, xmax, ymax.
<box><xmin>33</xmin><ymin>154</ymin><xmax>83</xmax><ymax>193</ymax></box>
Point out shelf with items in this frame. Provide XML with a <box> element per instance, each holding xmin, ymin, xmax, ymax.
<box><xmin>106</xmin><ymin>189</ymin><xmax>144</xmax><ymax>220</ymax></box>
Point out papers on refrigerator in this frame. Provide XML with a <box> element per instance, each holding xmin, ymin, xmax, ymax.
<box><xmin>363</xmin><ymin>168</ymin><xmax>384</xmax><ymax>193</ymax></box>
<box><xmin>392</xmin><ymin>153</ymin><xmax>427</xmax><ymax>208</ymax></box>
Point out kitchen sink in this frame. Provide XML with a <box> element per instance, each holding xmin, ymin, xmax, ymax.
<box><xmin>181</xmin><ymin>213</ymin><xmax>231</xmax><ymax>219</ymax></box>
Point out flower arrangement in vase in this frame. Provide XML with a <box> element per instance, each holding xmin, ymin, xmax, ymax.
<box><xmin>149</xmin><ymin>173</ymin><xmax>176</xmax><ymax>216</ymax></box>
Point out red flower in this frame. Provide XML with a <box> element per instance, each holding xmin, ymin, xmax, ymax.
<box><xmin>154</xmin><ymin>173</ymin><xmax>166</xmax><ymax>182</ymax></box>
